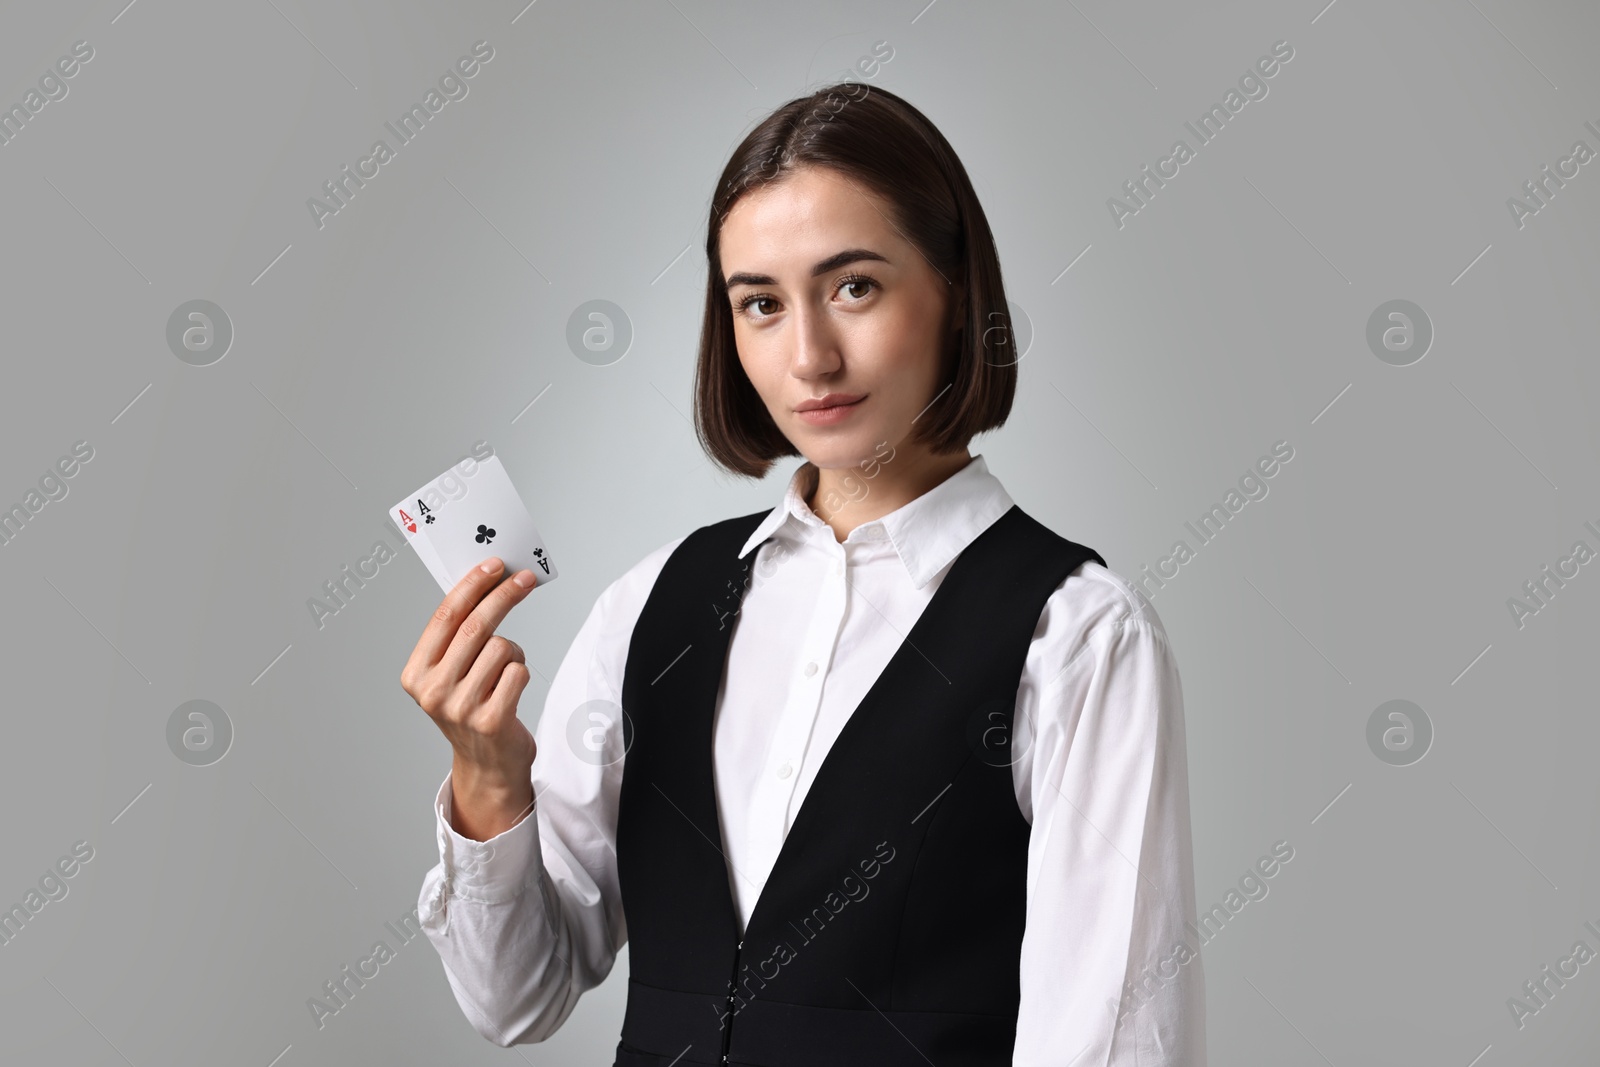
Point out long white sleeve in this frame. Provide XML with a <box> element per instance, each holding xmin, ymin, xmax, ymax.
<box><xmin>416</xmin><ymin>772</ymin><xmax>587</xmax><ymax>1046</ymax></box>
<box><xmin>1013</xmin><ymin>574</ymin><xmax>1206</xmax><ymax>1066</ymax></box>
<box><xmin>415</xmin><ymin>535</ymin><xmax>684</xmax><ymax>1046</ymax></box>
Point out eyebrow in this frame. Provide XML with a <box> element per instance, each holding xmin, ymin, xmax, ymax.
<box><xmin>724</xmin><ymin>248</ymin><xmax>890</xmax><ymax>289</ymax></box>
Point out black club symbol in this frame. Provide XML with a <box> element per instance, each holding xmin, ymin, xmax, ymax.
<box><xmin>475</xmin><ymin>524</ymin><xmax>496</xmax><ymax>545</ymax></box>
<box><xmin>424</xmin><ymin>514</ymin><xmax>435</xmax><ymax>524</ymax></box>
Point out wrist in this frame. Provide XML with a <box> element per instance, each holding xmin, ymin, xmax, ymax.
<box><xmin>449</xmin><ymin>761</ymin><xmax>533</xmax><ymax>840</ymax></box>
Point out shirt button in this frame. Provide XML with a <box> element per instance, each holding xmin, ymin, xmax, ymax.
<box><xmin>833</xmin><ymin>560</ymin><xmax>844</xmax><ymax>577</ymax></box>
<box><xmin>804</xmin><ymin>662</ymin><xmax>817</xmax><ymax>677</ymax></box>
<box><xmin>777</xmin><ymin>762</ymin><xmax>792</xmax><ymax>779</ymax></box>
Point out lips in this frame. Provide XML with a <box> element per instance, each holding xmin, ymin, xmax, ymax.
<box><xmin>796</xmin><ymin>393</ymin><xmax>864</xmax><ymax>412</ymax></box>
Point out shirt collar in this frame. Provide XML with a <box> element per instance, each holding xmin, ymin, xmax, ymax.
<box><xmin>735</xmin><ymin>453</ymin><xmax>1016</xmax><ymax>590</ymax></box>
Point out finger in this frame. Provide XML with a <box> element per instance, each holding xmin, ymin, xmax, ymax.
<box><xmin>404</xmin><ymin>557</ymin><xmax>506</xmax><ymax>681</ymax></box>
<box><xmin>462</xmin><ymin>636</ymin><xmax>525</xmax><ymax>709</ymax></box>
<box><xmin>486</xmin><ymin>659</ymin><xmax>533</xmax><ymax>720</ymax></box>
<box><xmin>438</xmin><ymin>569</ymin><xmax>537</xmax><ymax>684</ymax></box>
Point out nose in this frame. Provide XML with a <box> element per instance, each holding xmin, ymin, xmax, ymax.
<box><xmin>788</xmin><ymin>301</ymin><xmax>843</xmax><ymax>380</ymax></box>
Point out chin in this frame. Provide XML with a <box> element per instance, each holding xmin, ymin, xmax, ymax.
<box><xmin>797</xmin><ymin>431</ymin><xmax>883</xmax><ymax>471</ymax></box>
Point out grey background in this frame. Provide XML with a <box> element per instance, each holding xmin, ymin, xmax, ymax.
<box><xmin>1</xmin><ymin>0</ymin><xmax>1597</xmax><ymax>1063</ymax></box>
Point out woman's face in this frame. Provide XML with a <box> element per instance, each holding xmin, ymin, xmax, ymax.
<box><xmin>719</xmin><ymin>165</ymin><xmax>960</xmax><ymax>472</ymax></box>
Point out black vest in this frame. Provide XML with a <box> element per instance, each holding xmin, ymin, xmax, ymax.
<box><xmin>613</xmin><ymin>504</ymin><xmax>1105</xmax><ymax>1066</ymax></box>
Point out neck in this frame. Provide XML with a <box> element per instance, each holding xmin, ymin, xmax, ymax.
<box><xmin>803</xmin><ymin>446</ymin><xmax>974</xmax><ymax>543</ymax></box>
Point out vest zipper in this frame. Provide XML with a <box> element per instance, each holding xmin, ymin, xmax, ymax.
<box><xmin>721</xmin><ymin>938</ymin><xmax>743</xmax><ymax>1064</ymax></box>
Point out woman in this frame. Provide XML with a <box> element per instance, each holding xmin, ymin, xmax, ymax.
<box><xmin>403</xmin><ymin>83</ymin><xmax>1205</xmax><ymax>1066</ymax></box>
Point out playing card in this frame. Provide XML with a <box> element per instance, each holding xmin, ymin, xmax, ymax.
<box><xmin>394</xmin><ymin>455</ymin><xmax>559</xmax><ymax>595</ymax></box>
<box><xmin>390</xmin><ymin>491</ymin><xmax>453</xmax><ymax>590</ymax></box>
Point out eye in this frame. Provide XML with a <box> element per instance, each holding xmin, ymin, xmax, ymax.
<box><xmin>733</xmin><ymin>292</ymin><xmax>780</xmax><ymax>320</ymax></box>
<box><xmin>835</xmin><ymin>273</ymin><xmax>878</xmax><ymax>302</ymax></box>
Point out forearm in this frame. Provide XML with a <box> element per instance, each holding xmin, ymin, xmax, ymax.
<box><xmin>417</xmin><ymin>775</ymin><xmax>614</xmax><ymax>1047</ymax></box>
<box><xmin>418</xmin><ymin>859</ymin><xmax>579</xmax><ymax>1045</ymax></box>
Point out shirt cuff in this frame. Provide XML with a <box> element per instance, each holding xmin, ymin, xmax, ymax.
<box><xmin>432</xmin><ymin>771</ymin><xmax>541</xmax><ymax>905</ymax></box>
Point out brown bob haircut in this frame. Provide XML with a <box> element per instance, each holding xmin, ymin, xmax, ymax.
<box><xmin>693</xmin><ymin>81</ymin><xmax>1018</xmax><ymax>479</ymax></box>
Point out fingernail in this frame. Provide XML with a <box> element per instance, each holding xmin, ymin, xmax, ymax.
<box><xmin>480</xmin><ymin>558</ymin><xmax>502</xmax><ymax>574</ymax></box>
<box><xmin>512</xmin><ymin>570</ymin><xmax>535</xmax><ymax>589</ymax></box>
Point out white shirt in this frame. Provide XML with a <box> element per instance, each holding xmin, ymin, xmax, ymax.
<box><xmin>417</xmin><ymin>453</ymin><xmax>1207</xmax><ymax>1065</ymax></box>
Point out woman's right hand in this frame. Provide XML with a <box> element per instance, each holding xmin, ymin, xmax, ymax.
<box><xmin>401</xmin><ymin>556</ymin><xmax>540</xmax><ymax>842</ymax></box>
